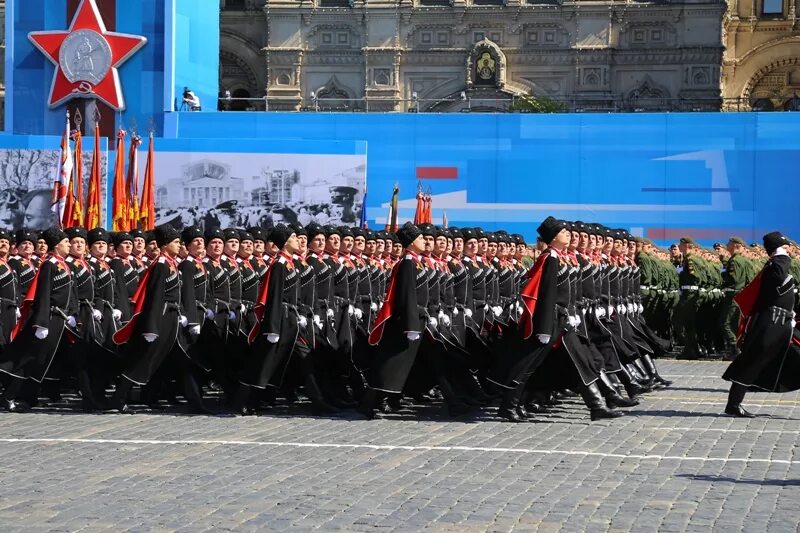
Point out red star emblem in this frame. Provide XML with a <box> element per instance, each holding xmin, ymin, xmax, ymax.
<box><xmin>28</xmin><ymin>0</ymin><xmax>147</xmax><ymax>111</ymax></box>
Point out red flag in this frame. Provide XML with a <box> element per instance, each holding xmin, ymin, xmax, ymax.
<box><xmin>111</xmin><ymin>128</ymin><xmax>128</xmax><ymax>231</ymax></box>
<box><xmin>126</xmin><ymin>133</ymin><xmax>142</xmax><ymax>230</ymax></box>
<box><xmin>413</xmin><ymin>190</ymin><xmax>424</xmax><ymax>225</ymax></box>
<box><xmin>84</xmin><ymin>124</ymin><xmax>102</xmax><ymax>228</ymax></box>
<box><xmin>139</xmin><ymin>132</ymin><xmax>156</xmax><ymax>230</ymax></box>
<box><xmin>54</xmin><ymin>113</ymin><xmax>74</xmax><ymax>228</ymax></box>
<box><xmin>70</xmin><ymin>130</ymin><xmax>84</xmax><ymax>227</ymax></box>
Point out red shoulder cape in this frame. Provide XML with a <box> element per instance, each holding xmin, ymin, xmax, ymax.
<box><xmin>519</xmin><ymin>252</ymin><xmax>550</xmax><ymax>341</ymax></box>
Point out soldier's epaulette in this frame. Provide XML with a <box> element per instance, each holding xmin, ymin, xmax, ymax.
<box><xmin>548</xmin><ymin>250</ymin><xmax>558</xmax><ymax>258</ymax></box>
<box><xmin>10</xmin><ymin>255</ymin><xmax>21</xmax><ymax>260</ymax></box>
<box><xmin>202</xmin><ymin>257</ymin><xmax>210</xmax><ymax>263</ymax></box>
<box><xmin>89</xmin><ymin>257</ymin><xmax>98</xmax><ymax>263</ymax></box>
<box><xmin>404</xmin><ymin>254</ymin><xmax>414</xmax><ymax>260</ymax></box>
<box><xmin>158</xmin><ymin>256</ymin><xmax>167</xmax><ymax>264</ymax></box>
<box><xmin>278</xmin><ymin>256</ymin><xmax>287</xmax><ymax>264</ymax></box>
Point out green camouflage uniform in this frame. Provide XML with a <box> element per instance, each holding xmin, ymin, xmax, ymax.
<box><xmin>675</xmin><ymin>252</ymin><xmax>704</xmax><ymax>359</ymax></box>
<box><xmin>719</xmin><ymin>252</ymin><xmax>752</xmax><ymax>356</ymax></box>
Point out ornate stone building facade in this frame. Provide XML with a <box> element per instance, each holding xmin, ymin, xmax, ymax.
<box><xmin>221</xmin><ymin>0</ymin><xmax>726</xmax><ymax>112</ymax></box>
<box><xmin>722</xmin><ymin>0</ymin><xmax>800</xmax><ymax>111</ymax></box>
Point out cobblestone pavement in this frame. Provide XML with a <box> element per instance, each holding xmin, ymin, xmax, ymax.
<box><xmin>1</xmin><ymin>360</ymin><xmax>799</xmax><ymax>532</ymax></box>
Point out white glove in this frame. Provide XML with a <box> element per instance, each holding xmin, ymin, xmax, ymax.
<box><xmin>298</xmin><ymin>316</ymin><xmax>308</xmax><ymax>328</ymax></box>
<box><xmin>626</xmin><ymin>303</ymin><xmax>634</xmax><ymax>314</ymax></box>
<box><xmin>608</xmin><ymin>305</ymin><xmax>614</xmax><ymax>317</ymax></box>
<box><xmin>112</xmin><ymin>309</ymin><xmax>122</xmax><ymax>320</ymax></box>
<box><xmin>15</xmin><ymin>307</ymin><xmax>21</xmax><ymax>319</ymax></box>
<box><xmin>34</xmin><ymin>327</ymin><xmax>49</xmax><ymax>339</ymax></box>
<box><xmin>229</xmin><ymin>311</ymin><xmax>237</xmax><ymax>321</ymax></box>
<box><xmin>406</xmin><ymin>331</ymin><xmax>420</xmax><ymax>341</ymax></box>
<box><xmin>313</xmin><ymin>315</ymin><xmax>323</xmax><ymax>329</ymax></box>
<box><xmin>515</xmin><ymin>302</ymin><xmax>523</xmax><ymax>315</ymax></box>
<box><xmin>484</xmin><ymin>304</ymin><xmax>490</xmax><ymax>313</ymax></box>
<box><xmin>92</xmin><ymin>309</ymin><xmax>102</xmax><ymax>321</ymax></box>
<box><xmin>428</xmin><ymin>317</ymin><xmax>438</xmax><ymax>328</ymax></box>
<box><xmin>452</xmin><ymin>307</ymin><xmax>459</xmax><ymax>317</ymax></box>
<box><xmin>580</xmin><ymin>307</ymin><xmax>587</xmax><ymax>316</ymax></box>
<box><xmin>464</xmin><ymin>308</ymin><xmax>473</xmax><ymax>318</ymax></box>
<box><xmin>348</xmin><ymin>304</ymin><xmax>354</xmax><ymax>316</ymax></box>
<box><xmin>205</xmin><ymin>309</ymin><xmax>215</xmax><ymax>320</ymax></box>
<box><xmin>326</xmin><ymin>308</ymin><xmax>335</xmax><ymax>318</ymax></box>
<box><xmin>189</xmin><ymin>325</ymin><xmax>201</xmax><ymax>335</ymax></box>
<box><xmin>492</xmin><ymin>306</ymin><xmax>503</xmax><ymax>317</ymax></box>
<box><xmin>143</xmin><ymin>333</ymin><xmax>158</xmax><ymax>343</ymax></box>
<box><xmin>595</xmin><ymin>307</ymin><xmax>605</xmax><ymax>319</ymax></box>
<box><xmin>618</xmin><ymin>304</ymin><xmax>626</xmax><ymax>315</ymax></box>
<box><xmin>179</xmin><ymin>315</ymin><xmax>188</xmax><ymax>327</ymax></box>
<box><xmin>638</xmin><ymin>303</ymin><xmax>644</xmax><ymax>313</ymax></box>
<box><xmin>240</xmin><ymin>304</ymin><xmax>246</xmax><ymax>315</ymax></box>
<box><xmin>442</xmin><ymin>314</ymin><xmax>451</xmax><ymax>326</ymax></box>
<box><xmin>354</xmin><ymin>308</ymin><xmax>363</xmax><ymax>320</ymax></box>
<box><xmin>370</xmin><ymin>302</ymin><xmax>378</xmax><ymax>312</ymax></box>
<box><xmin>536</xmin><ymin>334</ymin><xmax>551</xmax><ymax>344</ymax></box>
<box><xmin>266</xmin><ymin>333</ymin><xmax>280</xmax><ymax>343</ymax></box>
<box><xmin>67</xmin><ymin>316</ymin><xmax>77</xmax><ymax>328</ymax></box>
<box><xmin>575</xmin><ymin>314</ymin><xmax>582</xmax><ymax>326</ymax></box>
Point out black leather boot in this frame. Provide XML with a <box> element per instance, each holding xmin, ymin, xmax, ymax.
<box><xmin>357</xmin><ymin>387</ymin><xmax>380</xmax><ymax>420</ymax></box>
<box><xmin>304</xmin><ymin>374</ymin><xmax>338</xmax><ymax>416</ymax></box>
<box><xmin>233</xmin><ymin>383</ymin><xmax>255</xmax><ymax>416</ymax></box>
<box><xmin>597</xmin><ymin>371</ymin><xmax>639</xmax><ymax>408</ymax></box>
<box><xmin>77</xmin><ymin>371</ymin><xmax>108</xmax><ymax>412</ymax></box>
<box><xmin>182</xmin><ymin>372</ymin><xmax>218</xmax><ymax>415</ymax></box>
<box><xmin>579</xmin><ymin>382</ymin><xmax>623</xmax><ymax>421</ymax></box>
<box><xmin>616</xmin><ymin>368</ymin><xmax>646</xmax><ymax>399</ymax></box>
<box><xmin>111</xmin><ymin>379</ymin><xmax>134</xmax><ymax>414</ymax></box>
<box><xmin>725</xmin><ymin>383</ymin><xmax>754</xmax><ymax>417</ymax></box>
<box><xmin>497</xmin><ymin>385</ymin><xmax>523</xmax><ymax>422</ymax></box>
<box><xmin>437</xmin><ymin>377</ymin><xmax>476</xmax><ymax>418</ymax></box>
<box><xmin>641</xmin><ymin>354</ymin><xmax>672</xmax><ymax>387</ymax></box>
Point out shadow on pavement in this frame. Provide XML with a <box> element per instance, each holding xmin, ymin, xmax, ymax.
<box><xmin>677</xmin><ymin>474</ymin><xmax>800</xmax><ymax>486</ymax></box>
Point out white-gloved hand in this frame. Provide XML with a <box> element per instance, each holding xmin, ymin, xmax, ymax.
<box><xmin>618</xmin><ymin>304</ymin><xmax>627</xmax><ymax>315</ymax></box>
<box><xmin>143</xmin><ymin>333</ymin><xmax>158</xmax><ymax>343</ymax></box>
<box><xmin>266</xmin><ymin>333</ymin><xmax>280</xmax><ymax>343</ymax></box>
<box><xmin>92</xmin><ymin>309</ymin><xmax>102</xmax><ymax>321</ymax></box>
<box><xmin>608</xmin><ymin>305</ymin><xmax>614</xmax><ymax>317</ymax></box>
<box><xmin>298</xmin><ymin>316</ymin><xmax>308</xmax><ymax>328</ymax></box>
<box><xmin>515</xmin><ymin>302</ymin><xmax>523</xmax><ymax>315</ymax></box>
<box><xmin>464</xmin><ymin>308</ymin><xmax>473</xmax><ymax>318</ymax></box>
<box><xmin>354</xmin><ymin>308</ymin><xmax>363</xmax><ymax>320</ymax></box>
<box><xmin>442</xmin><ymin>314</ymin><xmax>451</xmax><ymax>326</ymax></box>
<box><xmin>492</xmin><ymin>306</ymin><xmax>503</xmax><ymax>317</ymax></box>
<box><xmin>581</xmin><ymin>307</ymin><xmax>587</xmax><ymax>316</ymax></box>
<box><xmin>575</xmin><ymin>314</ymin><xmax>582</xmax><ymax>326</ymax></box>
<box><xmin>428</xmin><ymin>317</ymin><xmax>438</xmax><ymax>328</ymax></box>
<box><xmin>112</xmin><ymin>309</ymin><xmax>122</xmax><ymax>320</ymax></box>
<box><xmin>348</xmin><ymin>304</ymin><xmax>354</xmax><ymax>316</ymax></box>
<box><xmin>536</xmin><ymin>334</ymin><xmax>551</xmax><ymax>345</ymax></box>
<box><xmin>370</xmin><ymin>302</ymin><xmax>378</xmax><ymax>312</ymax></box>
<box><xmin>240</xmin><ymin>304</ymin><xmax>246</xmax><ymax>315</ymax></box>
<box><xmin>228</xmin><ymin>311</ymin><xmax>237</xmax><ymax>321</ymax></box>
<box><xmin>326</xmin><ymin>308</ymin><xmax>335</xmax><ymax>318</ymax></box>
<box><xmin>484</xmin><ymin>304</ymin><xmax>490</xmax><ymax>313</ymax></box>
<box><xmin>205</xmin><ymin>308</ymin><xmax>215</xmax><ymax>320</ymax></box>
<box><xmin>313</xmin><ymin>315</ymin><xmax>323</xmax><ymax>329</ymax></box>
<box><xmin>189</xmin><ymin>325</ymin><xmax>201</xmax><ymax>336</ymax></box>
<box><xmin>638</xmin><ymin>303</ymin><xmax>644</xmax><ymax>313</ymax></box>
<box><xmin>406</xmin><ymin>331</ymin><xmax>421</xmax><ymax>341</ymax></box>
<box><xmin>179</xmin><ymin>315</ymin><xmax>188</xmax><ymax>327</ymax></box>
<box><xmin>627</xmin><ymin>303</ymin><xmax>635</xmax><ymax>314</ymax></box>
<box><xmin>67</xmin><ymin>316</ymin><xmax>77</xmax><ymax>328</ymax></box>
<box><xmin>34</xmin><ymin>327</ymin><xmax>49</xmax><ymax>339</ymax></box>
<box><xmin>453</xmin><ymin>307</ymin><xmax>460</xmax><ymax>316</ymax></box>
<box><xmin>15</xmin><ymin>307</ymin><xmax>21</xmax><ymax>319</ymax></box>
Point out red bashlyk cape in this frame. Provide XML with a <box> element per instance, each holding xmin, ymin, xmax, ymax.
<box><xmin>247</xmin><ymin>252</ymin><xmax>292</xmax><ymax>345</ymax></box>
<box><xmin>368</xmin><ymin>250</ymin><xmax>420</xmax><ymax>346</ymax></box>
<box><xmin>519</xmin><ymin>251</ymin><xmax>551</xmax><ymax>341</ymax></box>
<box><xmin>10</xmin><ymin>254</ymin><xmax>70</xmax><ymax>342</ymax></box>
<box><xmin>733</xmin><ymin>270</ymin><xmax>763</xmax><ymax>348</ymax></box>
<box><xmin>112</xmin><ymin>253</ymin><xmax>177</xmax><ymax>345</ymax></box>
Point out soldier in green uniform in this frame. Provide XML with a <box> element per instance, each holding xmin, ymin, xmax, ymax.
<box><xmin>675</xmin><ymin>237</ymin><xmax>704</xmax><ymax>359</ymax></box>
<box><xmin>719</xmin><ymin>237</ymin><xmax>752</xmax><ymax>360</ymax></box>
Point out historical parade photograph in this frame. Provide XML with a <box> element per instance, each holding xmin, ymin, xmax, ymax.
<box><xmin>0</xmin><ymin>0</ymin><xmax>799</xmax><ymax>530</ymax></box>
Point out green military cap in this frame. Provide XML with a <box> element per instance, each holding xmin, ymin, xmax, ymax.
<box><xmin>728</xmin><ymin>236</ymin><xmax>746</xmax><ymax>246</ymax></box>
<box><xmin>679</xmin><ymin>236</ymin><xmax>697</xmax><ymax>245</ymax></box>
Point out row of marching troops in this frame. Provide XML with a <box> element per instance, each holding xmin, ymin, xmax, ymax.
<box><xmin>0</xmin><ymin>217</ymin><xmax>679</xmax><ymax>421</ymax></box>
<box><xmin>631</xmin><ymin>235</ymin><xmax>800</xmax><ymax>362</ymax></box>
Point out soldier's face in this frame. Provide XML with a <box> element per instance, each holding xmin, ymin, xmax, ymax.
<box><xmin>508</xmin><ymin>243</ymin><xmax>516</xmax><ymax>256</ymax></box>
<box><xmin>310</xmin><ymin>234</ymin><xmax>326</xmax><ymax>254</ymax></box>
<box><xmin>478</xmin><ymin>238</ymin><xmax>488</xmax><ymax>254</ymax></box>
<box><xmin>579</xmin><ymin>232</ymin><xmax>589</xmax><ymax>250</ymax></box>
<box><xmin>376</xmin><ymin>240</ymin><xmax>385</xmax><ymax>254</ymax></box>
<box><xmin>354</xmin><ymin>236</ymin><xmax>365</xmax><ymax>253</ymax></box>
<box><xmin>163</xmin><ymin>239</ymin><xmax>181</xmax><ymax>257</ymax></box>
<box><xmin>117</xmin><ymin>241</ymin><xmax>133</xmax><ymax>256</ymax></box>
<box><xmin>423</xmin><ymin>235</ymin><xmax>435</xmax><ymax>253</ymax></box>
<box><xmin>392</xmin><ymin>242</ymin><xmax>402</xmax><ymax>257</ymax></box>
<box><xmin>284</xmin><ymin>233</ymin><xmax>300</xmax><ymax>254</ymax></box>
<box><xmin>435</xmin><ymin>236</ymin><xmax>448</xmax><ymax>255</ymax></box>
<box><xmin>446</xmin><ymin>239</ymin><xmax>453</xmax><ymax>254</ymax></box>
<box><xmin>552</xmin><ymin>228</ymin><xmax>571</xmax><ymax>249</ymax></box>
<box><xmin>588</xmin><ymin>234</ymin><xmax>597</xmax><ymax>250</ymax></box>
<box><xmin>570</xmin><ymin>231</ymin><xmax>579</xmax><ymax>249</ymax></box>
<box><xmin>454</xmin><ymin>238</ymin><xmax>464</xmax><ymax>254</ymax></box>
<box><xmin>297</xmin><ymin>235</ymin><xmax>308</xmax><ymax>254</ymax></box>
<box><xmin>146</xmin><ymin>241</ymin><xmax>159</xmax><ymax>258</ymax></box>
<box><xmin>326</xmin><ymin>235</ymin><xmax>341</xmax><ymax>253</ymax></box>
<box><xmin>409</xmin><ymin>234</ymin><xmax>426</xmax><ymax>254</ymax></box>
<box><xmin>90</xmin><ymin>241</ymin><xmax>107</xmax><ymax>258</ymax></box>
<box><xmin>487</xmin><ymin>242</ymin><xmax>498</xmax><ymax>257</ymax></box>
<box><xmin>465</xmin><ymin>239</ymin><xmax>479</xmax><ymax>257</ymax></box>
<box><xmin>240</xmin><ymin>240</ymin><xmax>254</xmax><ymax>256</ymax></box>
<box><xmin>254</xmin><ymin>241</ymin><xmax>266</xmax><ymax>254</ymax></box>
<box><xmin>207</xmin><ymin>239</ymin><xmax>223</xmax><ymax>259</ymax></box>
<box><xmin>70</xmin><ymin>237</ymin><xmax>86</xmax><ymax>256</ymax></box>
<box><xmin>0</xmin><ymin>239</ymin><xmax>9</xmax><ymax>256</ymax></box>
<box><xmin>55</xmin><ymin>238</ymin><xmax>70</xmax><ymax>257</ymax></box>
<box><xmin>365</xmin><ymin>240</ymin><xmax>377</xmax><ymax>255</ymax></box>
<box><xmin>36</xmin><ymin>239</ymin><xmax>49</xmax><ymax>256</ymax></box>
<box><xmin>187</xmin><ymin>237</ymin><xmax>205</xmax><ymax>257</ymax></box>
<box><xmin>133</xmin><ymin>237</ymin><xmax>146</xmax><ymax>254</ymax></box>
<box><xmin>224</xmin><ymin>239</ymin><xmax>239</xmax><ymax>255</ymax></box>
<box><xmin>17</xmin><ymin>241</ymin><xmax>34</xmax><ymax>257</ymax></box>
<box><xmin>341</xmin><ymin>236</ymin><xmax>354</xmax><ymax>253</ymax></box>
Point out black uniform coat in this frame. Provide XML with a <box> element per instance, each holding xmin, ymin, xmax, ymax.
<box><xmin>723</xmin><ymin>253</ymin><xmax>799</xmax><ymax>391</ymax></box>
<box><xmin>0</xmin><ymin>254</ymin><xmax>73</xmax><ymax>382</ymax></box>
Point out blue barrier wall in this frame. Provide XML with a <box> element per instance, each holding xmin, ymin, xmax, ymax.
<box><xmin>166</xmin><ymin>112</ymin><xmax>800</xmax><ymax>245</ymax></box>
